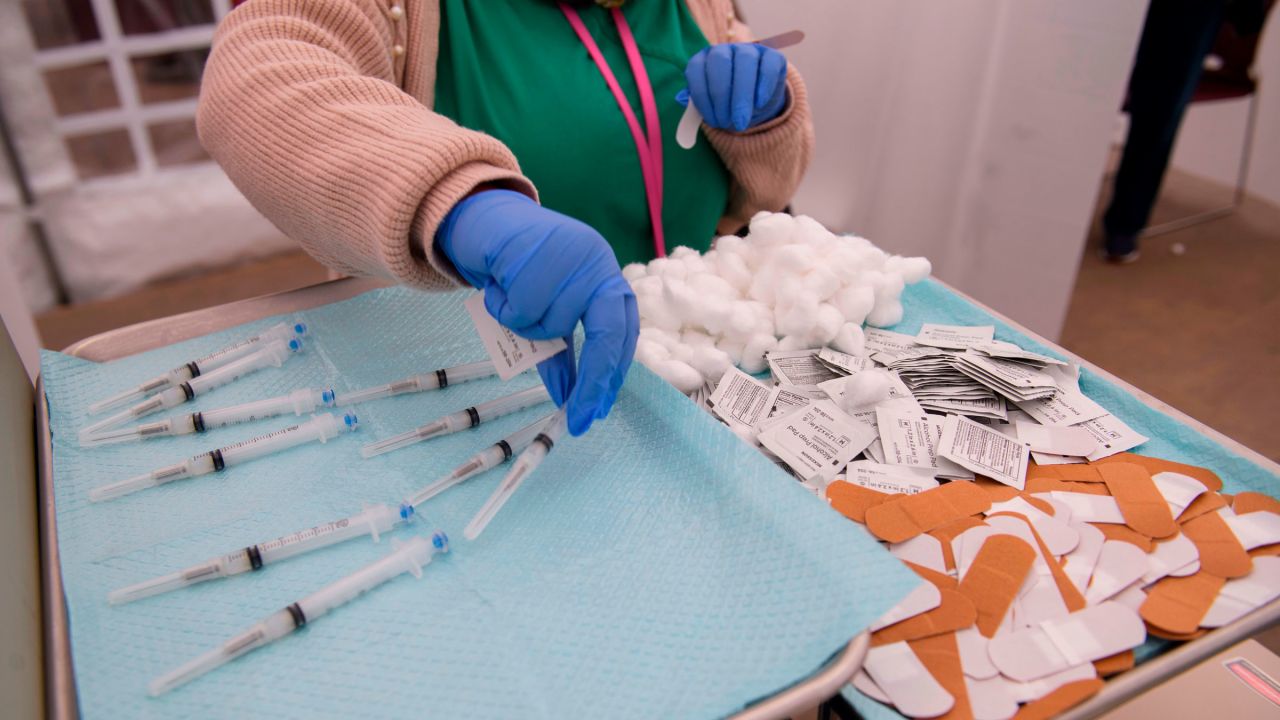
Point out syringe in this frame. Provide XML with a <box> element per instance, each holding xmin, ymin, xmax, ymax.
<box><xmin>399</xmin><ymin>417</ymin><xmax>549</xmax><ymax>516</ymax></box>
<box><xmin>360</xmin><ymin>385</ymin><xmax>551</xmax><ymax>459</ymax></box>
<box><xmin>108</xmin><ymin>504</ymin><xmax>402</xmax><ymax>604</ymax></box>
<box><xmin>82</xmin><ymin>361</ymin><xmax>498</xmax><ymax>446</ymax></box>
<box><xmin>148</xmin><ymin>531</ymin><xmax>448</xmax><ymax>697</ymax></box>
<box><xmin>80</xmin><ymin>338</ymin><xmax>303</xmax><ymax>441</ymax></box>
<box><xmin>464</xmin><ymin>408</ymin><xmax>568</xmax><ymax>541</ymax></box>
<box><xmin>88</xmin><ymin>412</ymin><xmax>358</xmax><ymax>502</ymax></box>
<box><xmin>83</xmin><ymin>388</ymin><xmax>337</xmax><ymax>446</ymax></box>
<box><xmin>88</xmin><ymin>321</ymin><xmax>307</xmax><ymax>414</ymax></box>
<box><xmin>332</xmin><ymin>360</ymin><xmax>497</xmax><ymax>406</ymax></box>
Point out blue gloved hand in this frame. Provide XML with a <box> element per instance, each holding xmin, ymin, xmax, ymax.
<box><xmin>682</xmin><ymin>42</ymin><xmax>788</xmax><ymax>132</ymax></box>
<box><xmin>436</xmin><ymin>189</ymin><xmax>638</xmax><ymax>436</ymax></box>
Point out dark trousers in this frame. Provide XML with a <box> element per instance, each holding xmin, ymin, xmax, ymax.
<box><xmin>1103</xmin><ymin>0</ymin><xmax>1227</xmax><ymax>238</ymax></box>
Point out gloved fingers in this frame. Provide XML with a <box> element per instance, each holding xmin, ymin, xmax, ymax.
<box><xmin>565</xmin><ymin>278</ymin><xmax>637</xmax><ymax>436</ymax></box>
<box><xmin>608</xmin><ymin>291</ymin><xmax>640</xmax><ymax>404</ymax></box>
<box><xmin>756</xmin><ymin>46</ymin><xmax>788</xmax><ymax>110</ymax></box>
<box><xmin>536</xmin><ymin>337</ymin><xmax>576</xmax><ymax>407</ymax></box>
<box><xmin>704</xmin><ymin>44</ymin><xmax>735</xmax><ymax>129</ymax></box>
<box><xmin>481</xmin><ymin>280</ymin><xmax>554</xmax><ymax>340</ymax></box>
<box><xmin>684</xmin><ymin>49</ymin><xmax>716</xmax><ymax>126</ymax></box>
<box><xmin>729</xmin><ymin>42</ymin><xmax>760</xmax><ymax>131</ymax></box>
<box><xmin>675</xmin><ymin>87</ymin><xmax>690</xmax><ymax>107</ymax></box>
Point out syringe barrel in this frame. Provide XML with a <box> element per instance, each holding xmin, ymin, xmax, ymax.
<box><xmin>475</xmin><ymin>385</ymin><xmax>551</xmax><ymax>422</ymax></box>
<box><xmin>148</xmin><ymin>612</ymin><xmax>294</xmax><ymax>696</ymax></box>
<box><xmin>295</xmin><ymin>533</ymin><xmax>445</xmax><ymax>623</ymax></box>
<box><xmin>87</xmin><ymin>454</ymin><xmax>212</xmax><ymax>502</ymax></box>
<box><xmin>183</xmin><ymin>321</ymin><xmax>305</xmax><ymax>376</ymax></box>
<box><xmin>254</xmin><ymin>504</ymin><xmax>400</xmax><ymax>565</ymax></box>
<box><xmin>187</xmin><ymin>338</ymin><xmax>301</xmax><ymax>397</ymax></box>
<box><xmin>218</xmin><ymin>412</ymin><xmax>356</xmax><ymax>467</ymax></box>
<box><xmin>197</xmin><ymin>388</ymin><xmax>331</xmax><ymax>430</ymax></box>
<box><xmin>438</xmin><ymin>360</ymin><xmax>498</xmax><ymax>385</ymax></box>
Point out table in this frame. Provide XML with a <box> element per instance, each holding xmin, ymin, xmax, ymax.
<box><xmin>37</xmin><ymin>277</ymin><xmax>1280</xmax><ymax>719</ymax></box>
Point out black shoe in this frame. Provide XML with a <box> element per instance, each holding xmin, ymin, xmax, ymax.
<box><xmin>1102</xmin><ymin>233</ymin><xmax>1140</xmax><ymax>264</ymax></box>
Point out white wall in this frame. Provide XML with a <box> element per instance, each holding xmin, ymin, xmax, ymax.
<box><xmin>738</xmin><ymin>0</ymin><xmax>1148</xmax><ymax>339</ymax></box>
<box><xmin>1169</xmin><ymin>14</ymin><xmax>1280</xmax><ymax>206</ymax></box>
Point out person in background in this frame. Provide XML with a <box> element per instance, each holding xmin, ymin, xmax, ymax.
<box><xmin>1102</xmin><ymin>0</ymin><xmax>1269</xmax><ymax>262</ymax></box>
<box><xmin>198</xmin><ymin>0</ymin><xmax>813</xmax><ymax>435</ymax></box>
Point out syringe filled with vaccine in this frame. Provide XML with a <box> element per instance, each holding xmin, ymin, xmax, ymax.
<box><xmin>88</xmin><ymin>412</ymin><xmax>357</xmax><ymax>502</ymax></box>
<box><xmin>361</xmin><ymin>385</ymin><xmax>550</xmax><ymax>458</ymax></box>
<box><xmin>109</xmin><ymin>503</ymin><xmax>403</xmax><ymax>604</ymax></box>
<box><xmin>87</xmin><ymin>321</ymin><xmax>307</xmax><ymax>414</ymax></box>
<box><xmin>84</xmin><ymin>360</ymin><xmax>498</xmax><ymax>446</ymax></box>
<box><xmin>148</xmin><ymin>532</ymin><xmax>448</xmax><ymax>696</ymax></box>
<box><xmin>80</xmin><ymin>337</ymin><xmax>304</xmax><ymax>441</ymax></box>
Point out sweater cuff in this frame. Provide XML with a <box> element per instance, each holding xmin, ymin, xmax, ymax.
<box><xmin>406</xmin><ymin>162</ymin><xmax>538</xmax><ymax>289</ymax></box>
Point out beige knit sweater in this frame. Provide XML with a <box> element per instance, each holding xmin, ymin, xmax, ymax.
<box><xmin>197</xmin><ymin>0</ymin><xmax>815</xmax><ymax>289</ymax></box>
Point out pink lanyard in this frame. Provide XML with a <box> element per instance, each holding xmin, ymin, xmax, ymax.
<box><xmin>559</xmin><ymin>3</ymin><xmax>667</xmax><ymax>258</ymax></box>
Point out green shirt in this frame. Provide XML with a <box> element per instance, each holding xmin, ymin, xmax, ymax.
<box><xmin>434</xmin><ymin>0</ymin><xmax>731</xmax><ymax>266</ymax></box>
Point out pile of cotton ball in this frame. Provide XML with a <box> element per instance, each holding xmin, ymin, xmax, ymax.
<box><xmin>627</xmin><ymin>212</ymin><xmax>931</xmax><ymax>393</ymax></box>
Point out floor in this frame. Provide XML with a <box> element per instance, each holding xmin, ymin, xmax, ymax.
<box><xmin>35</xmin><ymin>167</ymin><xmax>1280</xmax><ymax>464</ymax></box>
<box><xmin>1061</xmin><ymin>167</ymin><xmax>1280</xmax><ymax>462</ymax></box>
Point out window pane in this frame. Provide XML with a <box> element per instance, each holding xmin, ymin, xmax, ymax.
<box><xmin>21</xmin><ymin>0</ymin><xmax>101</xmax><ymax>50</ymax></box>
<box><xmin>66</xmin><ymin>129</ymin><xmax>137</xmax><ymax>180</ymax></box>
<box><xmin>116</xmin><ymin>0</ymin><xmax>214</xmax><ymax>36</ymax></box>
<box><xmin>149</xmin><ymin>119</ymin><xmax>208</xmax><ymax>167</ymax></box>
<box><xmin>131</xmin><ymin>49</ymin><xmax>207</xmax><ymax>105</ymax></box>
<box><xmin>43</xmin><ymin>62</ymin><xmax>120</xmax><ymax>116</ymax></box>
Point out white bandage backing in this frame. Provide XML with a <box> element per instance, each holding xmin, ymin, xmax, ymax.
<box><xmin>987</xmin><ymin>602</ymin><xmax>1144</xmax><ymax>681</ymax></box>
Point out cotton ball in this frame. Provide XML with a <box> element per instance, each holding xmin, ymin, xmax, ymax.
<box><xmin>794</xmin><ymin>215</ymin><xmax>835</xmax><ymax>247</ymax></box>
<box><xmin>688</xmin><ymin>346</ymin><xmax>733</xmax><ymax>383</ymax></box>
<box><xmin>832</xmin><ymin>285</ymin><xmax>875</xmax><ymax>326</ymax></box>
<box><xmin>670</xmin><ymin>343</ymin><xmax>696</xmax><ymax>364</ymax></box>
<box><xmin>747</xmin><ymin>265</ymin><xmax>781</xmax><ymax>305</ymax></box>
<box><xmin>630</xmin><ymin>275</ymin><xmax>662</xmax><ymax>297</ymax></box>
<box><xmin>697</xmin><ymin>295</ymin><xmax>733</xmax><ymax>335</ymax></box>
<box><xmin>868</xmin><ymin>270</ymin><xmax>906</xmax><ymax>301</ymax></box>
<box><xmin>865</xmin><ymin>298</ymin><xmax>904</xmax><ymax>328</ymax></box>
<box><xmin>723</xmin><ymin>301</ymin><xmax>759</xmax><ymax>338</ymax></box>
<box><xmin>840</xmin><ymin>369</ymin><xmax>892</xmax><ymax>412</ymax></box>
<box><xmin>651</xmin><ymin>359</ymin><xmax>704</xmax><ymax>393</ymax></box>
<box><xmin>635</xmin><ymin>339</ymin><xmax>670</xmax><ymax>366</ymax></box>
<box><xmin>775</xmin><ymin>291</ymin><xmax>820</xmax><ymax>338</ymax></box>
<box><xmin>638</xmin><ymin>293</ymin><xmax>681</xmax><ymax>332</ymax></box>
<box><xmin>774</xmin><ymin>244</ymin><xmax>815</xmax><ymax>275</ymax></box>
<box><xmin>680</xmin><ymin>253</ymin><xmax>709</xmax><ymax>276</ymax></box>
<box><xmin>884</xmin><ymin>256</ymin><xmax>932</xmax><ymax>284</ymax></box>
<box><xmin>747</xmin><ymin>301</ymin><xmax>776</xmax><ymax>337</ymax></box>
<box><xmin>747</xmin><ymin>212</ymin><xmax>796</xmax><ymax>249</ymax></box>
<box><xmin>804</xmin><ymin>267</ymin><xmax>842</xmax><ymax>301</ymax></box>
<box><xmin>681</xmin><ymin>329</ymin><xmax>716</xmax><ymax>347</ymax></box>
<box><xmin>622</xmin><ymin>263</ymin><xmax>648</xmax><ymax>282</ymax></box>
<box><xmin>639</xmin><ymin>327</ymin><xmax>679</xmax><ymax>349</ymax></box>
<box><xmin>740</xmin><ymin>334</ymin><xmax>778</xmax><ymax>374</ymax></box>
<box><xmin>670</xmin><ymin>246</ymin><xmax>699</xmax><ymax>260</ymax></box>
<box><xmin>661</xmin><ymin>277</ymin><xmax>699</xmax><ymax>326</ymax></box>
<box><xmin>716</xmin><ymin>251</ymin><xmax>753</xmax><ymax>293</ymax></box>
<box><xmin>649</xmin><ymin>257</ymin><xmax>687</xmax><ymax>280</ymax></box>
<box><xmin>808</xmin><ymin>304</ymin><xmax>844</xmax><ymax>346</ymax></box>
<box><xmin>776</xmin><ymin>334</ymin><xmax>812</xmax><ymax>352</ymax></box>
<box><xmin>714</xmin><ymin>234</ymin><xmax>749</xmax><ymax>257</ymax></box>
<box><xmin>831</xmin><ymin>323</ymin><xmax>865</xmax><ymax>356</ymax></box>
<box><xmin>716</xmin><ymin>335</ymin><xmax>746</xmax><ymax>365</ymax></box>
<box><xmin>689</xmin><ymin>273</ymin><xmax>738</xmax><ymax>300</ymax></box>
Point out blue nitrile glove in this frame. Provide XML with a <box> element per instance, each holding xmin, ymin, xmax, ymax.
<box><xmin>682</xmin><ymin>42</ymin><xmax>788</xmax><ymax>132</ymax></box>
<box><xmin>436</xmin><ymin>189</ymin><xmax>639</xmax><ymax>436</ymax></box>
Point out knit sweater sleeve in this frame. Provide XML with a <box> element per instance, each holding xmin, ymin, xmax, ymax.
<box><xmin>197</xmin><ymin>0</ymin><xmax>535</xmax><ymax>289</ymax></box>
<box><xmin>701</xmin><ymin>13</ymin><xmax>815</xmax><ymax>234</ymax></box>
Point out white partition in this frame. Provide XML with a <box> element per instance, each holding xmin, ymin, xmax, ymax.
<box><xmin>738</xmin><ymin>0</ymin><xmax>1148</xmax><ymax>339</ymax></box>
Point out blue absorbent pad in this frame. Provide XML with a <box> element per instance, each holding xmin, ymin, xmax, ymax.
<box><xmin>844</xmin><ymin>279</ymin><xmax>1280</xmax><ymax>720</ymax></box>
<box><xmin>41</xmin><ymin>286</ymin><xmax>921</xmax><ymax>720</ymax></box>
